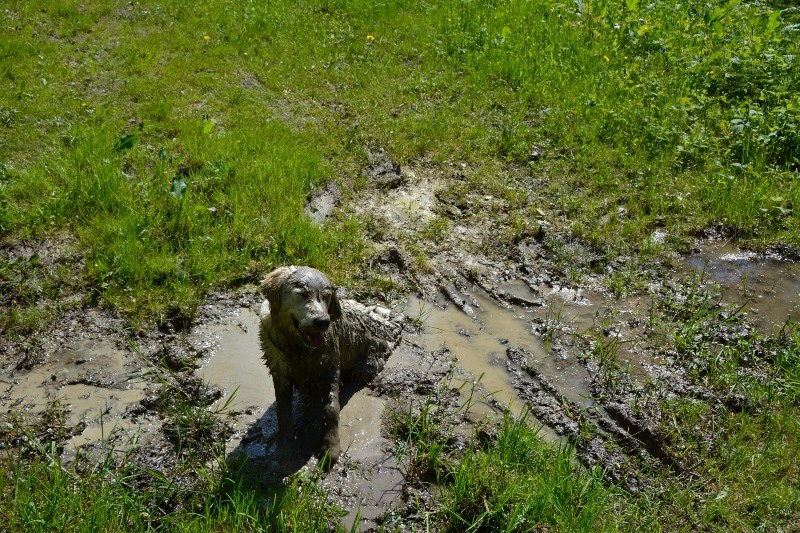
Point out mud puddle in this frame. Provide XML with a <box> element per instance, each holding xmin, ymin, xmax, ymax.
<box><xmin>193</xmin><ymin>306</ymin><xmax>267</xmax><ymax>447</ymax></box>
<box><xmin>685</xmin><ymin>241</ymin><xmax>800</xmax><ymax>333</ymax></box>
<box><xmin>192</xmin><ymin>305</ymin><xmax>393</xmax><ymax>459</ymax></box>
<box><xmin>190</xmin><ymin>288</ymin><xmax>566</xmax><ymax>529</ymax></box>
<box><xmin>405</xmin><ymin>289</ymin><xmax>592</xmax><ymax>418</ymax></box>
<box><xmin>0</xmin><ymin>335</ymin><xmax>150</xmax><ymax>459</ymax></box>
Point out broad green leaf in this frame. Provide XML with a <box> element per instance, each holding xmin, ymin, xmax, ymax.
<box><xmin>113</xmin><ymin>133</ymin><xmax>137</xmax><ymax>152</ymax></box>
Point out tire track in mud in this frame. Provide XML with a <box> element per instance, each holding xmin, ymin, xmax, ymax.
<box><xmin>369</xmin><ymin>207</ymin><xmax>800</xmax><ymax>501</ymax></box>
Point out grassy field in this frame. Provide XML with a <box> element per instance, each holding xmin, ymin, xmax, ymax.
<box><xmin>2</xmin><ymin>0</ymin><xmax>799</xmax><ymax>326</ymax></box>
<box><xmin>2</xmin><ymin>0</ymin><xmax>799</xmax><ymax>531</ymax></box>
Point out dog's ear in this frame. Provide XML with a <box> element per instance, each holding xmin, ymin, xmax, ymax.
<box><xmin>328</xmin><ymin>289</ymin><xmax>342</xmax><ymax>321</ymax></box>
<box><xmin>261</xmin><ymin>267</ymin><xmax>291</xmax><ymax>312</ymax></box>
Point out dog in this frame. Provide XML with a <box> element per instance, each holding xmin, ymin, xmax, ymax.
<box><xmin>259</xmin><ymin>266</ymin><xmax>400</xmax><ymax>466</ymax></box>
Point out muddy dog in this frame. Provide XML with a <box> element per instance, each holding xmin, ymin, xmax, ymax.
<box><xmin>259</xmin><ymin>266</ymin><xmax>400</xmax><ymax>466</ymax></box>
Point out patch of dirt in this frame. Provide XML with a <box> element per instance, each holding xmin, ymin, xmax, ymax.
<box><xmin>305</xmin><ymin>181</ymin><xmax>341</xmax><ymax>225</ymax></box>
<box><xmin>343</xmin><ymin>154</ymin><xmax>800</xmax><ymax>500</ymax></box>
<box><xmin>366</xmin><ymin>148</ymin><xmax>404</xmax><ymax>189</ymax></box>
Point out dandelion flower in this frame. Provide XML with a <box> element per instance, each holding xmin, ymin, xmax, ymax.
<box><xmin>603</xmin><ymin>55</ymin><xmax>610</xmax><ymax>62</ymax></box>
<box><xmin>204</xmin><ymin>35</ymin><xmax>211</xmax><ymax>41</ymax></box>
<box><xmin>366</xmin><ymin>34</ymin><xmax>375</xmax><ymax>43</ymax></box>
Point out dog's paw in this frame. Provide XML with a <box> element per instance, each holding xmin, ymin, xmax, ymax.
<box><xmin>320</xmin><ymin>435</ymin><xmax>341</xmax><ymax>470</ymax></box>
<box><xmin>318</xmin><ymin>445</ymin><xmax>340</xmax><ymax>471</ymax></box>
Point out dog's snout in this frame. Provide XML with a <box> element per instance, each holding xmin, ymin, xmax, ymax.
<box><xmin>312</xmin><ymin>316</ymin><xmax>331</xmax><ymax>329</ymax></box>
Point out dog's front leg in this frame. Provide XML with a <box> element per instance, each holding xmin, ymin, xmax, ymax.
<box><xmin>320</xmin><ymin>368</ymin><xmax>341</xmax><ymax>468</ymax></box>
<box><xmin>272</xmin><ymin>373</ymin><xmax>294</xmax><ymax>455</ymax></box>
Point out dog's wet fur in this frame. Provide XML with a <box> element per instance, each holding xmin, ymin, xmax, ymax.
<box><xmin>259</xmin><ymin>266</ymin><xmax>399</xmax><ymax>466</ymax></box>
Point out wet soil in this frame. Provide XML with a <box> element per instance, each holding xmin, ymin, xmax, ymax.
<box><xmin>3</xmin><ymin>156</ymin><xmax>800</xmax><ymax>529</ymax></box>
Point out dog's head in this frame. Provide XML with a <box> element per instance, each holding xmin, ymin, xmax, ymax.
<box><xmin>261</xmin><ymin>266</ymin><xmax>342</xmax><ymax>349</ymax></box>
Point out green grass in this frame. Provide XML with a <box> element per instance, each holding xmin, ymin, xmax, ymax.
<box><xmin>388</xmin><ymin>371</ymin><xmax>613</xmax><ymax>531</ymax></box>
<box><xmin>594</xmin><ymin>279</ymin><xmax>800</xmax><ymax>531</ymax></box>
<box><xmin>3</xmin><ymin>0</ymin><xmax>799</xmax><ymax>330</ymax></box>
<box><xmin>0</xmin><ymin>448</ymin><xmax>348</xmax><ymax>532</ymax></box>
<box><xmin>443</xmin><ymin>416</ymin><xmax>610</xmax><ymax>532</ymax></box>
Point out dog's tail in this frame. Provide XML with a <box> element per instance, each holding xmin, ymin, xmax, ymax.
<box><xmin>338</xmin><ymin>301</ymin><xmax>404</xmax><ymax>384</ymax></box>
<box><xmin>365</xmin><ymin>305</ymin><xmax>404</xmax><ymax>350</ymax></box>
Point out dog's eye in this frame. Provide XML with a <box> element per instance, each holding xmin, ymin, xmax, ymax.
<box><xmin>293</xmin><ymin>286</ymin><xmax>309</xmax><ymax>297</ymax></box>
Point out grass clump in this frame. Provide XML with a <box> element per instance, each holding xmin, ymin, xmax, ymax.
<box><xmin>388</xmin><ymin>371</ymin><xmax>613</xmax><ymax>532</ymax></box>
<box><xmin>653</xmin><ymin>292</ymin><xmax>800</xmax><ymax>529</ymax></box>
<box><xmin>8</xmin><ymin>118</ymin><xmax>352</xmax><ymax>327</ymax></box>
<box><xmin>589</xmin><ymin>279</ymin><xmax>800</xmax><ymax>531</ymax></box>
<box><xmin>0</xmin><ymin>450</ymin><xmax>347</xmax><ymax>532</ymax></box>
<box><xmin>443</xmin><ymin>416</ymin><xmax>609</xmax><ymax>533</ymax></box>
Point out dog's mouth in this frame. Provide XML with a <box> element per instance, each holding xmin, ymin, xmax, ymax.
<box><xmin>301</xmin><ymin>328</ymin><xmax>327</xmax><ymax>348</ymax></box>
<box><xmin>293</xmin><ymin>318</ymin><xmax>328</xmax><ymax>348</ymax></box>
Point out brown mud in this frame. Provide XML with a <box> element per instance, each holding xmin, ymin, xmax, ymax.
<box><xmin>2</xmin><ymin>155</ymin><xmax>800</xmax><ymax>530</ymax></box>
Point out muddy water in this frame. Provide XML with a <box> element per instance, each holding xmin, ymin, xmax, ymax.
<box><xmin>192</xmin><ymin>287</ymin><xmax>589</xmax><ymax>451</ymax></box>
<box><xmin>194</xmin><ymin>304</ymin><xmax>403</xmax><ymax>530</ymax></box>
<box><xmin>194</xmin><ymin>306</ymin><xmax>270</xmax><ymax>442</ymax></box>
<box><xmin>685</xmin><ymin>242</ymin><xmax>800</xmax><ymax>333</ymax></box>
<box><xmin>194</xmin><ymin>306</ymin><xmax>395</xmax><ymax>463</ymax></box>
<box><xmin>405</xmin><ymin>286</ymin><xmax>594</xmax><ymax>415</ymax></box>
<box><xmin>6</xmin><ymin>233</ymin><xmax>795</xmax><ymax>529</ymax></box>
<box><xmin>0</xmin><ymin>338</ymin><xmax>148</xmax><ymax>455</ymax></box>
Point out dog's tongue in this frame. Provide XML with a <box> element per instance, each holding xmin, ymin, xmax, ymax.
<box><xmin>306</xmin><ymin>331</ymin><xmax>327</xmax><ymax>348</ymax></box>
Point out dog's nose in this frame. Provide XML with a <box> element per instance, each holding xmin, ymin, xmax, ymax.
<box><xmin>312</xmin><ymin>316</ymin><xmax>331</xmax><ymax>329</ymax></box>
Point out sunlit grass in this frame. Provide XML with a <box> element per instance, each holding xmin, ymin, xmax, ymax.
<box><xmin>443</xmin><ymin>416</ymin><xmax>610</xmax><ymax>532</ymax></box>
<box><xmin>2</xmin><ymin>0</ymin><xmax>798</xmax><ymax>328</ymax></box>
<box><xmin>600</xmin><ymin>281</ymin><xmax>800</xmax><ymax>531</ymax></box>
<box><xmin>0</xmin><ymin>395</ymin><xmax>347</xmax><ymax>532</ymax></box>
<box><xmin>1</xmin><ymin>0</ymin><xmax>799</xmax><ymax>530</ymax></box>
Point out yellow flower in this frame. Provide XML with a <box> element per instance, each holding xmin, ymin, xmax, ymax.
<box><xmin>366</xmin><ymin>34</ymin><xmax>375</xmax><ymax>42</ymax></box>
<box><xmin>603</xmin><ymin>55</ymin><xmax>610</xmax><ymax>62</ymax></box>
<box><xmin>204</xmin><ymin>35</ymin><xmax>211</xmax><ymax>41</ymax></box>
